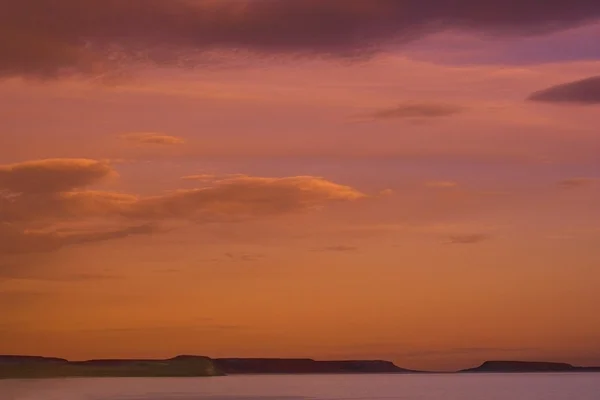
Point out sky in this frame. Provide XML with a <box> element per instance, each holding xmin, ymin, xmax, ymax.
<box><xmin>1</xmin><ymin>0</ymin><xmax>600</xmax><ymax>372</ymax></box>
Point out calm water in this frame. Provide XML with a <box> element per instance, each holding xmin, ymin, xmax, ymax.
<box><xmin>2</xmin><ymin>374</ymin><xmax>599</xmax><ymax>400</ymax></box>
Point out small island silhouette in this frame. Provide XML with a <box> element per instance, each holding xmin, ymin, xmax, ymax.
<box><xmin>1</xmin><ymin>355</ymin><xmax>599</xmax><ymax>379</ymax></box>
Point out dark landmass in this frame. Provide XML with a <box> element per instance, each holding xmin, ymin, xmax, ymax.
<box><xmin>214</xmin><ymin>358</ymin><xmax>417</xmax><ymax>374</ymax></box>
<box><xmin>0</xmin><ymin>355</ymin><xmax>223</xmax><ymax>379</ymax></box>
<box><xmin>0</xmin><ymin>355</ymin><xmax>68</xmax><ymax>364</ymax></box>
<box><xmin>461</xmin><ymin>360</ymin><xmax>600</xmax><ymax>373</ymax></box>
<box><xmin>2</xmin><ymin>355</ymin><xmax>599</xmax><ymax>378</ymax></box>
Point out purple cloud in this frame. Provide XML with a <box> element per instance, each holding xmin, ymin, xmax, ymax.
<box><xmin>2</xmin><ymin>0</ymin><xmax>600</xmax><ymax>78</ymax></box>
<box><xmin>528</xmin><ymin>76</ymin><xmax>600</xmax><ymax>104</ymax></box>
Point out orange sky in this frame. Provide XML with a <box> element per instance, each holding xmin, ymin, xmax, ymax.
<box><xmin>1</xmin><ymin>0</ymin><xmax>600</xmax><ymax>372</ymax></box>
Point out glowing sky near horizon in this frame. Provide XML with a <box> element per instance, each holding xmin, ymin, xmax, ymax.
<box><xmin>1</xmin><ymin>0</ymin><xmax>600</xmax><ymax>371</ymax></box>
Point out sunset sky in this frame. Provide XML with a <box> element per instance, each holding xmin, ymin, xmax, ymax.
<box><xmin>1</xmin><ymin>0</ymin><xmax>600</xmax><ymax>372</ymax></box>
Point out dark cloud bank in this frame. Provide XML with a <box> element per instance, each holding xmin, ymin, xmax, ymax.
<box><xmin>528</xmin><ymin>76</ymin><xmax>600</xmax><ymax>104</ymax></box>
<box><xmin>2</xmin><ymin>0</ymin><xmax>600</xmax><ymax>78</ymax></box>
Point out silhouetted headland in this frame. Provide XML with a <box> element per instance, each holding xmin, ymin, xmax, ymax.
<box><xmin>461</xmin><ymin>360</ymin><xmax>600</xmax><ymax>373</ymax></box>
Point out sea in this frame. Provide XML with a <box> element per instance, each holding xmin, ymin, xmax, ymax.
<box><xmin>1</xmin><ymin>373</ymin><xmax>599</xmax><ymax>400</ymax></box>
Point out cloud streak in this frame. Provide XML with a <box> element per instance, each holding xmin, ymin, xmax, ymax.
<box><xmin>128</xmin><ymin>176</ymin><xmax>365</xmax><ymax>220</ymax></box>
<box><xmin>122</xmin><ymin>133</ymin><xmax>185</xmax><ymax>145</ymax></box>
<box><xmin>425</xmin><ymin>181</ymin><xmax>459</xmax><ymax>189</ymax></box>
<box><xmin>558</xmin><ymin>177</ymin><xmax>598</xmax><ymax>188</ymax></box>
<box><xmin>223</xmin><ymin>252</ymin><xmax>266</xmax><ymax>262</ymax></box>
<box><xmin>2</xmin><ymin>0</ymin><xmax>600</xmax><ymax>78</ymax></box>
<box><xmin>314</xmin><ymin>245</ymin><xmax>359</xmax><ymax>253</ymax></box>
<box><xmin>369</xmin><ymin>102</ymin><xmax>465</xmax><ymax>120</ymax></box>
<box><xmin>0</xmin><ymin>223</ymin><xmax>157</xmax><ymax>255</ymax></box>
<box><xmin>445</xmin><ymin>233</ymin><xmax>490</xmax><ymax>245</ymax></box>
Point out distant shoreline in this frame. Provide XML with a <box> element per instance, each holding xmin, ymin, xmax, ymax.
<box><xmin>0</xmin><ymin>355</ymin><xmax>222</xmax><ymax>379</ymax></box>
<box><xmin>1</xmin><ymin>356</ymin><xmax>599</xmax><ymax>379</ymax></box>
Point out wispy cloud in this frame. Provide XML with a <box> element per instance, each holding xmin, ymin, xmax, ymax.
<box><xmin>0</xmin><ymin>222</ymin><xmax>159</xmax><ymax>255</ymax></box>
<box><xmin>368</xmin><ymin>102</ymin><xmax>465</xmax><ymax>120</ymax></box>
<box><xmin>445</xmin><ymin>233</ymin><xmax>491</xmax><ymax>245</ymax></box>
<box><xmin>181</xmin><ymin>174</ymin><xmax>219</xmax><ymax>182</ymax></box>
<box><xmin>223</xmin><ymin>252</ymin><xmax>266</xmax><ymax>262</ymax></box>
<box><xmin>0</xmin><ymin>262</ymin><xmax>119</xmax><ymax>282</ymax></box>
<box><xmin>313</xmin><ymin>245</ymin><xmax>359</xmax><ymax>252</ymax></box>
<box><xmin>425</xmin><ymin>181</ymin><xmax>459</xmax><ymax>189</ymax></box>
<box><xmin>558</xmin><ymin>177</ymin><xmax>598</xmax><ymax>188</ymax></box>
<box><xmin>121</xmin><ymin>133</ymin><xmax>185</xmax><ymax>145</ymax></box>
<box><xmin>181</xmin><ymin>174</ymin><xmax>247</xmax><ymax>182</ymax></box>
